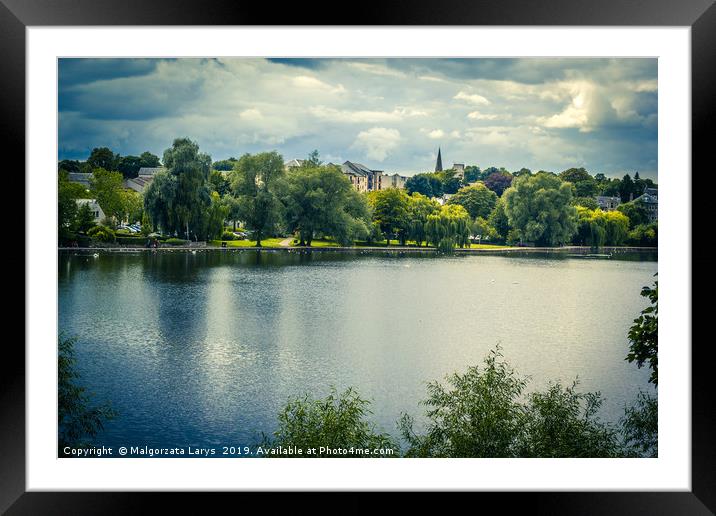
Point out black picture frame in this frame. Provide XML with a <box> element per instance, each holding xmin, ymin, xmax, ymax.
<box><xmin>3</xmin><ymin>0</ymin><xmax>713</xmax><ymax>512</ymax></box>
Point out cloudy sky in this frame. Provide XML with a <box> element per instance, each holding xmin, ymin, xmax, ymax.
<box><xmin>58</xmin><ymin>58</ymin><xmax>657</xmax><ymax>179</ymax></box>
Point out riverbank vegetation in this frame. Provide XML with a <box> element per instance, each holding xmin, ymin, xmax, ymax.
<box><xmin>58</xmin><ymin>139</ymin><xmax>657</xmax><ymax>251</ymax></box>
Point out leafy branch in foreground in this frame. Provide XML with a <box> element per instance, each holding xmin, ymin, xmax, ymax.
<box><xmin>58</xmin><ymin>335</ymin><xmax>117</xmax><ymax>454</ymax></box>
<box><xmin>626</xmin><ymin>275</ymin><xmax>658</xmax><ymax>385</ymax></box>
<box><xmin>260</xmin><ymin>387</ymin><xmax>397</xmax><ymax>457</ymax></box>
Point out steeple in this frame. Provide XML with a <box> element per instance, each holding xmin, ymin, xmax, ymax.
<box><xmin>435</xmin><ymin>147</ymin><xmax>443</xmax><ymax>172</ymax></box>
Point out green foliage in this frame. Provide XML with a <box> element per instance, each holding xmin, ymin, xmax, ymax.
<box><xmin>503</xmin><ymin>172</ymin><xmax>577</xmax><ymax>246</ymax></box>
<box><xmin>617</xmin><ymin>200</ymin><xmax>650</xmax><ymax>228</ymax></box>
<box><xmin>471</xmin><ymin>217</ymin><xmax>498</xmax><ymax>242</ymax></box>
<box><xmin>58</xmin><ymin>171</ymin><xmax>87</xmax><ymax>240</ymax></box>
<box><xmin>447</xmin><ymin>183</ymin><xmax>498</xmax><ymax>219</ymax></box>
<box><xmin>620</xmin><ymin>391</ymin><xmax>658</xmax><ymax>457</ymax></box>
<box><xmin>425</xmin><ymin>204</ymin><xmax>471</xmax><ymax>251</ymax></box>
<box><xmin>229</xmin><ymin>151</ymin><xmax>286</xmax><ymax>246</ymax></box>
<box><xmin>407</xmin><ymin>193</ymin><xmax>440</xmax><ymax>246</ymax></box>
<box><xmin>627</xmin><ymin>223</ymin><xmax>658</xmax><ymax>247</ymax></box>
<box><xmin>87</xmin><ymin>225</ymin><xmax>115</xmax><ymax>242</ymax></box>
<box><xmin>209</xmin><ymin>170</ymin><xmax>230</xmax><ymax>196</ymax></box>
<box><xmin>212</xmin><ymin>157</ymin><xmax>237</xmax><ymax>171</ymax></box>
<box><xmin>75</xmin><ymin>203</ymin><xmax>97</xmax><ymax>234</ymax></box>
<box><xmin>89</xmin><ymin>167</ymin><xmax>125</xmax><ymax>222</ymax></box>
<box><xmin>284</xmin><ymin>164</ymin><xmax>370</xmax><ymax>246</ymax></box>
<box><xmin>144</xmin><ymin>138</ymin><xmax>214</xmax><ymax>240</ymax></box>
<box><xmin>574</xmin><ymin>207</ymin><xmax>630</xmax><ymax>247</ymax></box>
<box><xmin>221</xmin><ymin>231</ymin><xmax>237</xmax><ymax>241</ymax></box>
<box><xmin>368</xmin><ymin>188</ymin><xmax>412</xmax><ymax>246</ymax></box>
<box><xmin>58</xmin><ymin>335</ymin><xmax>116</xmax><ymax>452</ymax></box>
<box><xmin>488</xmin><ymin>197</ymin><xmax>510</xmax><ymax>242</ymax></box>
<box><xmin>261</xmin><ymin>388</ymin><xmax>397</xmax><ymax>457</ymax></box>
<box><xmin>626</xmin><ymin>277</ymin><xmax>658</xmax><ymax>385</ymax></box>
<box><xmin>399</xmin><ymin>347</ymin><xmax>622</xmax><ymax>458</ymax></box>
<box><xmin>87</xmin><ymin>146</ymin><xmax>119</xmax><ymax>171</ymax></box>
<box><xmin>560</xmin><ymin>167</ymin><xmax>598</xmax><ymax>197</ymax></box>
<box><xmin>164</xmin><ymin>238</ymin><xmax>188</xmax><ymax>245</ymax></box>
<box><xmin>572</xmin><ymin>196</ymin><xmax>599</xmax><ymax>210</ymax></box>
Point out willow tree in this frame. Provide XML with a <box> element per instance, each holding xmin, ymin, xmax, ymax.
<box><xmin>425</xmin><ymin>204</ymin><xmax>471</xmax><ymax>252</ymax></box>
<box><xmin>143</xmin><ymin>138</ymin><xmax>213</xmax><ymax>239</ymax></box>
<box><xmin>503</xmin><ymin>172</ymin><xmax>577</xmax><ymax>247</ymax></box>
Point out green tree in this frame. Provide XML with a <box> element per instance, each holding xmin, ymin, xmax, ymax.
<box><xmin>620</xmin><ymin>391</ymin><xmax>657</xmax><ymax>457</ymax></box>
<box><xmin>447</xmin><ymin>183</ymin><xmax>498</xmax><ymax>219</ymax></box>
<box><xmin>617</xmin><ymin>200</ymin><xmax>650</xmax><ymax>228</ymax></box>
<box><xmin>572</xmin><ymin>196</ymin><xmax>599</xmax><ymax>210</ymax></box>
<box><xmin>619</xmin><ymin>174</ymin><xmax>636</xmax><ymax>202</ymax></box>
<box><xmin>471</xmin><ymin>216</ymin><xmax>498</xmax><ymax>242</ymax></box>
<box><xmin>229</xmin><ymin>151</ymin><xmax>286</xmax><ymax>246</ymax></box>
<box><xmin>206</xmin><ymin>191</ymin><xmax>229</xmax><ymax>240</ymax></box>
<box><xmin>261</xmin><ymin>388</ymin><xmax>397</xmax><ymax>457</ymax></box>
<box><xmin>87</xmin><ymin>147</ymin><xmax>119</xmax><ymax>171</ymax></box>
<box><xmin>75</xmin><ymin>203</ymin><xmax>96</xmax><ymax>233</ymax></box>
<box><xmin>405</xmin><ymin>173</ymin><xmax>442</xmax><ymax>198</ymax></box>
<box><xmin>284</xmin><ymin>164</ymin><xmax>370</xmax><ymax>246</ymax></box>
<box><xmin>425</xmin><ymin>204</ymin><xmax>471</xmax><ymax>251</ymax></box>
<box><xmin>89</xmin><ymin>167</ymin><xmax>125</xmax><ymax>224</ymax></box>
<box><xmin>399</xmin><ymin>347</ymin><xmax>621</xmax><ymax>458</ymax></box>
<box><xmin>58</xmin><ymin>335</ymin><xmax>116</xmax><ymax>453</ymax></box>
<box><xmin>139</xmin><ymin>151</ymin><xmax>161</xmax><ymax>168</ymax></box>
<box><xmin>58</xmin><ymin>171</ymin><xmax>88</xmax><ymax>240</ymax></box>
<box><xmin>488</xmin><ymin>197</ymin><xmax>510</xmax><ymax>242</ymax></box>
<box><xmin>209</xmin><ymin>170</ymin><xmax>230</xmax><ymax>196</ymax></box>
<box><xmin>117</xmin><ymin>155</ymin><xmax>142</xmax><ymax>179</ymax></box>
<box><xmin>407</xmin><ymin>193</ymin><xmax>440</xmax><ymax>246</ymax></box>
<box><xmin>367</xmin><ymin>188</ymin><xmax>411</xmax><ymax>245</ymax></box>
<box><xmin>503</xmin><ymin>172</ymin><xmax>577</xmax><ymax>246</ymax></box>
<box><xmin>626</xmin><ymin>277</ymin><xmax>658</xmax><ymax>385</ymax></box>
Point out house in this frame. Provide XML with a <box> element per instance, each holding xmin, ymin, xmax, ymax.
<box><xmin>382</xmin><ymin>173</ymin><xmax>408</xmax><ymax>189</ymax></box>
<box><xmin>341</xmin><ymin>161</ymin><xmax>385</xmax><ymax>192</ymax></box>
<box><xmin>434</xmin><ymin>193</ymin><xmax>454</xmax><ymax>206</ymax></box>
<box><xmin>125</xmin><ymin>167</ymin><xmax>166</xmax><ymax>193</ymax></box>
<box><xmin>284</xmin><ymin>159</ymin><xmax>305</xmax><ymax>170</ymax></box>
<box><xmin>452</xmin><ymin>163</ymin><xmax>465</xmax><ymax>180</ymax></box>
<box><xmin>75</xmin><ymin>199</ymin><xmax>105</xmax><ymax>223</ymax></box>
<box><xmin>67</xmin><ymin>172</ymin><xmax>92</xmax><ymax>188</ymax></box>
<box><xmin>596</xmin><ymin>196</ymin><xmax>621</xmax><ymax>211</ymax></box>
<box><xmin>635</xmin><ymin>187</ymin><xmax>658</xmax><ymax>223</ymax></box>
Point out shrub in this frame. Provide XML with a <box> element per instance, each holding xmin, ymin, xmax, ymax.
<box><xmin>221</xmin><ymin>231</ymin><xmax>236</xmax><ymax>241</ymax></box>
<box><xmin>87</xmin><ymin>225</ymin><xmax>115</xmax><ymax>242</ymax></box>
<box><xmin>59</xmin><ymin>335</ymin><xmax>116</xmax><ymax>452</ymax></box>
<box><xmin>261</xmin><ymin>388</ymin><xmax>398</xmax><ymax>458</ymax></box>
<box><xmin>399</xmin><ymin>346</ymin><xmax>622</xmax><ymax>458</ymax></box>
<box><xmin>115</xmin><ymin>235</ymin><xmax>147</xmax><ymax>246</ymax></box>
<box><xmin>164</xmin><ymin>238</ymin><xmax>188</xmax><ymax>246</ymax></box>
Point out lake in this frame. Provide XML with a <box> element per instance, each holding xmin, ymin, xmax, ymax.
<box><xmin>58</xmin><ymin>249</ymin><xmax>657</xmax><ymax>454</ymax></box>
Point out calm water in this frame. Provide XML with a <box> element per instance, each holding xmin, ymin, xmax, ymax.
<box><xmin>58</xmin><ymin>250</ymin><xmax>657</xmax><ymax>454</ymax></box>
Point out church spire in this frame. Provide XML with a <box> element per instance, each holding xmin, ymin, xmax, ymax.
<box><xmin>435</xmin><ymin>147</ymin><xmax>443</xmax><ymax>172</ymax></box>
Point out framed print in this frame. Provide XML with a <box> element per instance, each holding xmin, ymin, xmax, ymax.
<box><xmin>4</xmin><ymin>0</ymin><xmax>714</xmax><ymax>512</ymax></box>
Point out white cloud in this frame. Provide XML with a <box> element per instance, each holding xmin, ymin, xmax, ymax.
<box><xmin>427</xmin><ymin>129</ymin><xmax>444</xmax><ymax>139</ymax></box>
<box><xmin>467</xmin><ymin>111</ymin><xmax>502</xmax><ymax>121</ymax></box>
<box><xmin>239</xmin><ymin>108</ymin><xmax>263</xmax><ymax>121</ymax></box>
<box><xmin>351</xmin><ymin>127</ymin><xmax>401</xmax><ymax>161</ymax></box>
<box><xmin>454</xmin><ymin>91</ymin><xmax>490</xmax><ymax>105</ymax></box>
<box><xmin>309</xmin><ymin>106</ymin><xmax>426</xmax><ymax>124</ymax></box>
<box><xmin>292</xmin><ymin>75</ymin><xmax>345</xmax><ymax>94</ymax></box>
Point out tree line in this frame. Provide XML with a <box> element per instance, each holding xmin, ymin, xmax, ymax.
<box><xmin>58</xmin><ymin>138</ymin><xmax>657</xmax><ymax>249</ymax></box>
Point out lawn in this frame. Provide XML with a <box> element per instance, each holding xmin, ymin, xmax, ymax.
<box><xmin>209</xmin><ymin>238</ymin><xmax>287</xmax><ymax>248</ymax></box>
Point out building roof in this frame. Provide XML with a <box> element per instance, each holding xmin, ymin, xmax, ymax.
<box><xmin>636</xmin><ymin>192</ymin><xmax>657</xmax><ymax>204</ymax></box>
<box><xmin>137</xmin><ymin>167</ymin><xmax>165</xmax><ymax>176</ymax></box>
<box><xmin>435</xmin><ymin>147</ymin><xmax>443</xmax><ymax>172</ymax></box>
<box><xmin>596</xmin><ymin>196</ymin><xmax>620</xmax><ymax>201</ymax></box>
<box><xmin>285</xmin><ymin>159</ymin><xmax>305</xmax><ymax>168</ymax></box>
<box><xmin>67</xmin><ymin>172</ymin><xmax>92</xmax><ymax>183</ymax></box>
<box><xmin>342</xmin><ymin>161</ymin><xmax>374</xmax><ymax>176</ymax></box>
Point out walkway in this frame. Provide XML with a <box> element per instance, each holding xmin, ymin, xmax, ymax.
<box><xmin>278</xmin><ymin>238</ymin><xmax>294</xmax><ymax>247</ymax></box>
